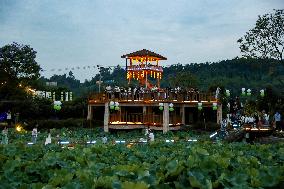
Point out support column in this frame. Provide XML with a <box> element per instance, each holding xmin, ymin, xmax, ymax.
<box><xmin>104</xmin><ymin>102</ymin><xmax>109</xmax><ymax>132</ymax></box>
<box><xmin>143</xmin><ymin>106</ymin><xmax>147</xmax><ymax>123</ymax></box>
<box><xmin>125</xmin><ymin>58</ymin><xmax>128</xmax><ymax>83</ymax></box>
<box><xmin>217</xmin><ymin>103</ymin><xmax>222</xmax><ymax>124</ymax></box>
<box><xmin>180</xmin><ymin>105</ymin><xmax>185</xmax><ymax>125</ymax></box>
<box><xmin>87</xmin><ymin>105</ymin><xmax>93</xmax><ymax>120</ymax></box>
<box><xmin>143</xmin><ymin>106</ymin><xmax>147</xmax><ymax>114</ymax></box>
<box><xmin>163</xmin><ymin>103</ymin><xmax>169</xmax><ymax>133</ymax></box>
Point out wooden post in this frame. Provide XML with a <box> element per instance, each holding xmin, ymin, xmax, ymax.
<box><xmin>87</xmin><ymin>105</ymin><xmax>93</xmax><ymax>120</ymax></box>
<box><xmin>145</xmin><ymin>72</ymin><xmax>148</xmax><ymax>88</ymax></box>
<box><xmin>217</xmin><ymin>103</ymin><xmax>222</xmax><ymax>124</ymax></box>
<box><xmin>125</xmin><ymin>58</ymin><xmax>128</xmax><ymax>81</ymax></box>
<box><xmin>180</xmin><ymin>105</ymin><xmax>185</xmax><ymax>125</ymax></box>
<box><xmin>143</xmin><ymin>106</ymin><xmax>146</xmax><ymax>123</ymax></box>
<box><xmin>163</xmin><ymin>103</ymin><xmax>169</xmax><ymax>133</ymax></box>
<box><xmin>104</xmin><ymin>102</ymin><xmax>109</xmax><ymax>132</ymax></box>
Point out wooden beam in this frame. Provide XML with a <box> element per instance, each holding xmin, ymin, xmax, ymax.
<box><xmin>217</xmin><ymin>104</ymin><xmax>222</xmax><ymax>124</ymax></box>
<box><xmin>180</xmin><ymin>105</ymin><xmax>185</xmax><ymax>125</ymax></box>
<box><xmin>87</xmin><ymin>105</ymin><xmax>93</xmax><ymax>120</ymax></box>
<box><xmin>104</xmin><ymin>102</ymin><xmax>109</xmax><ymax>132</ymax></box>
<box><xmin>163</xmin><ymin>103</ymin><xmax>169</xmax><ymax>133</ymax></box>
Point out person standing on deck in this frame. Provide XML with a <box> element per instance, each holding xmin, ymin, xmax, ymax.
<box><xmin>114</xmin><ymin>86</ymin><xmax>120</xmax><ymax>99</ymax></box>
<box><xmin>133</xmin><ymin>87</ymin><xmax>137</xmax><ymax>100</ymax></box>
<box><xmin>106</xmin><ymin>85</ymin><xmax>112</xmax><ymax>99</ymax></box>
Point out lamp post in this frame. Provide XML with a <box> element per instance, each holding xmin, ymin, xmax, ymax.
<box><xmin>97</xmin><ymin>65</ymin><xmax>102</xmax><ymax>93</ymax></box>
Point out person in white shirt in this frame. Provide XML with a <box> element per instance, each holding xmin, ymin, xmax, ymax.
<box><xmin>249</xmin><ymin>116</ymin><xmax>255</xmax><ymax>124</ymax></box>
<box><xmin>261</xmin><ymin>110</ymin><xmax>269</xmax><ymax>125</ymax></box>
<box><xmin>1</xmin><ymin>127</ymin><xmax>8</xmax><ymax>144</ymax></box>
<box><xmin>274</xmin><ymin>112</ymin><xmax>282</xmax><ymax>131</ymax></box>
<box><xmin>32</xmin><ymin>127</ymin><xmax>38</xmax><ymax>144</ymax></box>
<box><xmin>240</xmin><ymin>115</ymin><xmax>245</xmax><ymax>124</ymax></box>
<box><xmin>114</xmin><ymin>86</ymin><xmax>121</xmax><ymax>99</ymax></box>
<box><xmin>149</xmin><ymin>132</ymin><xmax>154</xmax><ymax>142</ymax></box>
<box><xmin>106</xmin><ymin>85</ymin><xmax>112</xmax><ymax>99</ymax></box>
<box><xmin>102</xmin><ymin>135</ymin><xmax>108</xmax><ymax>144</ymax></box>
<box><xmin>145</xmin><ymin>128</ymin><xmax>149</xmax><ymax>136</ymax></box>
<box><xmin>6</xmin><ymin>110</ymin><xmax>12</xmax><ymax>126</ymax></box>
<box><xmin>45</xmin><ymin>130</ymin><xmax>52</xmax><ymax>145</ymax></box>
<box><xmin>106</xmin><ymin>85</ymin><xmax>112</xmax><ymax>91</ymax></box>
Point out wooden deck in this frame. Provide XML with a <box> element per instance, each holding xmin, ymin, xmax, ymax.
<box><xmin>243</xmin><ymin>124</ymin><xmax>273</xmax><ymax>133</ymax></box>
<box><xmin>87</xmin><ymin>91</ymin><xmax>222</xmax><ymax>133</ymax></box>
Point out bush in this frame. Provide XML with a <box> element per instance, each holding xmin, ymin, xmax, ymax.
<box><xmin>190</xmin><ymin>121</ymin><xmax>220</xmax><ymax>131</ymax></box>
<box><xmin>24</xmin><ymin>119</ymin><xmax>102</xmax><ymax>130</ymax></box>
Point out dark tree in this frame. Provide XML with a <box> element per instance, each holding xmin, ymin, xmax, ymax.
<box><xmin>237</xmin><ymin>9</ymin><xmax>284</xmax><ymax>60</ymax></box>
<box><xmin>169</xmin><ymin>71</ymin><xmax>198</xmax><ymax>89</ymax></box>
<box><xmin>0</xmin><ymin>42</ymin><xmax>41</xmax><ymax>99</ymax></box>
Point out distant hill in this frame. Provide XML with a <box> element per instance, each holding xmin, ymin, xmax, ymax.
<box><xmin>162</xmin><ymin>58</ymin><xmax>284</xmax><ymax>95</ymax></box>
<box><xmin>41</xmin><ymin>58</ymin><xmax>284</xmax><ymax>97</ymax></box>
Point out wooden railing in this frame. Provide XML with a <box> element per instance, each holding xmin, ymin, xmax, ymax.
<box><xmin>89</xmin><ymin>91</ymin><xmax>215</xmax><ymax>103</ymax></box>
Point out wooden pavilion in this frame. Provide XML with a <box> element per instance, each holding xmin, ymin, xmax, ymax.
<box><xmin>122</xmin><ymin>49</ymin><xmax>166</xmax><ymax>88</ymax></box>
<box><xmin>87</xmin><ymin>49</ymin><xmax>222</xmax><ymax>133</ymax></box>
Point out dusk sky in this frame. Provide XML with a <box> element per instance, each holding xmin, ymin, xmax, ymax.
<box><xmin>0</xmin><ymin>0</ymin><xmax>283</xmax><ymax>81</ymax></box>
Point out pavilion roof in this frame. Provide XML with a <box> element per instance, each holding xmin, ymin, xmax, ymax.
<box><xmin>121</xmin><ymin>49</ymin><xmax>167</xmax><ymax>60</ymax></box>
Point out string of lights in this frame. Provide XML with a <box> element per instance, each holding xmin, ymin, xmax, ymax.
<box><xmin>40</xmin><ymin>65</ymin><xmax>127</xmax><ymax>73</ymax></box>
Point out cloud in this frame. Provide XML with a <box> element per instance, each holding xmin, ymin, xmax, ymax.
<box><xmin>0</xmin><ymin>0</ymin><xmax>283</xmax><ymax>81</ymax></box>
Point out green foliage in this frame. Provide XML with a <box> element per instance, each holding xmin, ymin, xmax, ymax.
<box><xmin>168</xmin><ymin>71</ymin><xmax>199</xmax><ymax>89</ymax></box>
<box><xmin>0</xmin><ymin>42</ymin><xmax>41</xmax><ymax>99</ymax></box>
<box><xmin>25</xmin><ymin>119</ymin><xmax>96</xmax><ymax>130</ymax></box>
<box><xmin>0</xmin><ymin>98</ymin><xmax>53</xmax><ymax>120</ymax></box>
<box><xmin>0</xmin><ymin>96</ymin><xmax>88</xmax><ymax>121</ymax></box>
<box><xmin>0</xmin><ymin>139</ymin><xmax>283</xmax><ymax>188</ymax></box>
<box><xmin>39</xmin><ymin>71</ymin><xmax>81</xmax><ymax>95</ymax></box>
<box><xmin>243</xmin><ymin>100</ymin><xmax>258</xmax><ymax>116</ymax></box>
<box><xmin>0</xmin><ymin>42</ymin><xmax>41</xmax><ymax>83</ymax></box>
<box><xmin>237</xmin><ymin>9</ymin><xmax>284</xmax><ymax>60</ymax></box>
<box><xmin>256</xmin><ymin>86</ymin><xmax>284</xmax><ymax>114</ymax></box>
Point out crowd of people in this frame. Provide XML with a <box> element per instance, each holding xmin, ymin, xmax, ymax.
<box><xmin>226</xmin><ymin>98</ymin><xmax>283</xmax><ymax>131</ymax></box>
<box><xmin>105</xmin><ymin>85</ymin><xmax>201</xmax><ymax>101</ymax></box>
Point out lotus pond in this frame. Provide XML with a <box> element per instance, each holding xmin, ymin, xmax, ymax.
<box><xmin>0</xmin><ymin>128</ymin><xmax>283</xmax><ymax>188</ymax></box>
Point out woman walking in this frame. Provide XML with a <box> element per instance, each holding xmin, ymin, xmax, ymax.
<box><xmin>1</xmin><ymin>127</ymin><xmax>8</xmax><ymax>144</ymax></box>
